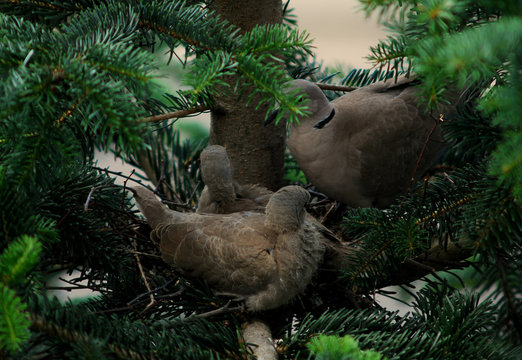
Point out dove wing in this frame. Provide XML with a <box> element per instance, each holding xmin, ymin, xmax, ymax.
<box><xmin>330</xmin><ymin>77</ymin><xmax>444</xmax><ymax>207</ymax></box>
<box><xmin>152</xmin><ymin>212</ymin><xmax>278</xmax><ymax>296</ymax></box>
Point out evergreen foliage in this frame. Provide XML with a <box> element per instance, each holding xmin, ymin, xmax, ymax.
<box><xmin>307</xmin><ymin>334</ymin><xmax>384</xmax><ymax>360</ymax></box>
<box><xmin>0</xmin><ymin>0</ymin><xmax>521</xmax><ymax>359</ymax></box>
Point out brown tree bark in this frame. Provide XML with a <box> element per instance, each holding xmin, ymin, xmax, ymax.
<box><xmin>209</xmin><ymin>0</ymin><xmax>286</xmax><ymax>191</ymax></box>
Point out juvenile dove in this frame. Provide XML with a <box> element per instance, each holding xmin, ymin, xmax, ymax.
<box><xmin>268</xmin><ymin>77</ymin><xmax>452</xmax><ymax>208</ymax></box>
<box><xmin>197</xmin><ymin>145</ymin><xmax>272</xmax><ymax>214</ymax></box>
<box><xmin>132</xmin><ymin>185</ymin><xmax>325</xmax><ymax>311</ymax></box>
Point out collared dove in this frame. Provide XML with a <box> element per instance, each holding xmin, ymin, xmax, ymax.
<box><xmin>268</xmin><ymin>77</ymin><xmax>451</xmax><ymax>208</ymax></box>
<box><xmin>132</xmin><ymin>185</ymin><xmax>325</xmax><ymax>311</ymax></box>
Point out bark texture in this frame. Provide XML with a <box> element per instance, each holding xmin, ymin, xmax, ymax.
<box><xmin>210</xmin><ymin>0</ymin><xmax>286</xmax><ymax>190</ymax></box>
<box><xmin>242</xmin><ymin>319</ymin><xmax>279</xmax><ymax>360</ymax></box>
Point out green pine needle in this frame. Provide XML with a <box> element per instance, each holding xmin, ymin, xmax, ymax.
<box><xmin>0</xmin><ymin>285</ymin><xmax>31</xmax><ymax>352</ymax></box>
<box><xmin>0</xmin><ymin>235</ymin><xmax>41</xmax><ymax>287</ymax></box>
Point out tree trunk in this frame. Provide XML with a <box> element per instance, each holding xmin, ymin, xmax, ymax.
<box><xmin>209</xmin><ymin>0</ymin><xmax>286</xmax><ymax>191</ymax></box>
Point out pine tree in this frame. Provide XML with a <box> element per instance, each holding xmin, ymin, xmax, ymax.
<box><xmin>0</xmin><ymin>0</ymin><xmax>521</xmax><ymax>359</ymax></box>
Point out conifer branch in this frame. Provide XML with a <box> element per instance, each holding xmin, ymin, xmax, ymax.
<box><xmin>0</xmin><ymin>95</ymin><xmax>83</xmax><ymax>144</ymax></box>
<box><xmin>138</xmin><ymin>105</ymin><xmax>209</xmax><ymax>123</ymax></box>
<box><xmin>55</xmin><ymin>96</ymin><xmax>84</xmax><ymax>126</ymax></box>
<box><xmin>339</xmin><ymin>237</ymin><xmax>474</xmax><ymax>290</ymax></box>
<box><xmin>29</xmin><ymin>314</ymin><xmax>146</xmax><ymax>360</ymax></box>
<box><xmin>414</xmin><ymin>195</ymin><xmax>475</xmax><ymax>226</ymax></box>
<box><xmin>138</xmin><ymin>19</ymin><xmax>216</xmax><ymax>52</ymax></box>
<box><xmin>0</xmin><ymin>0</ymin><xmax>73</xmax><ymax>12</ymax></box>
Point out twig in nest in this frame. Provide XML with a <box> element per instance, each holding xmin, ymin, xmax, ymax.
<box><xmin>84</xmin><ymin>185</ymin><xmax>113</xmax><ymax>211</ymax></box>
<box><xmin>55</xmin><ymin>277</ymin><xmax>107</xmax><ymax>294</ymax></box>
<box><xmin>121</xmin><ymin>168</ymin><xmax>136</xmax><ymax>208</ymax></box>
<box><xmin>155</xmin><ymin>287</ymin><xmax>186</xmax><ymax>300</ymax></box>
<box><xmin>161</xmin><ymin>198</ymin><xmax>196</xmax><ymax>211</ymax></box>
<box><xmin>187</xmin><ymin>180</ymin><xmax>202</xmax><ymax>205</ymax></box>
<box><xmin>182</xmin><ymin>300</ymin><xmax>244</xmax><ymax>322</ymax></box>
<box><xmin>320</xmin><ymin>202</ymin><xmax>338</xmax><ymax>224</ymax></box>
<box><xmin>310</xmin><ymin>198</ymin><xmax>332</xmax><ymax>207</ymax></box>
<box><xmin>153</xmin><ymin>160</ymin><xmax>166</xmax><ymax>193</ymax></box>
<box><xmin>91</xmin><ymin>167</ymin><xmax>145</xmax><ymax>186</ymax></box>
<box><xmin>404</xmin><ymin>114</ymin><xmax>442</xmax><ymax>197</ymax></box>
<box><xmin>127</xmin><ymin>279</ymin><xmax>176</xmax><ymax>305</ymax></box>
<box><xmin>120</xmin><ymin>249</ymin><xmax>162</xmax><ymax>259</ymax></box>
<box><xmin>132</xmin><ymin>239</ymin><xmax>155</xmax><ymax>311</ymax></box>
<box><xmin>160</xmin><ymin>180</ymin><xmax>201</xmax><ymax>211</ymax></box>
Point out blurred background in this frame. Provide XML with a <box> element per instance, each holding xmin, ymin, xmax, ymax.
<box><xmin>295</xmin><ymin>0</ymin><xmax>384</xmax><ymax>68</ymax></box>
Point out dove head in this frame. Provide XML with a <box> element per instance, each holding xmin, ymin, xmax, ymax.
<box><xmin>130</xmin><ymin>186</ymin><xmax>174</xmax><ymax>228</ymax></box>
<box><xmin>265</xmin><ymin>185</ymin><xmax>310</xmax><ymax>232</ymax></box>
<box><xmin>287</xmin><ymin>80</ymin><xmax>334</xmax><ymax>128</ymax></box>
<box><xmin>265</xmin><ymin>79</ymin><xmax>334</xmax><ymax>128</ymax></box>
<box><xmin>200</xmin><ymin>145</ymin><xmax>237</xmax><ymax>203</ymax></box>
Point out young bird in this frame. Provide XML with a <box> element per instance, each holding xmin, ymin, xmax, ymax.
<box><xmin>132</xmin><ymin>185</ymin><xmax>325</xmax><ymax>311</ymax></box>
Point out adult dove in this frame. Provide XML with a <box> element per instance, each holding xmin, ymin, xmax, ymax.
<box><xmin>267</xmin><ymin>77</ymin><xmax>452</xmax><ymax>208</ymax></box>
<box><xmin>132</xmin><ymin>185</ymin><xmax>325</xmax><ymax>311</ymax></box>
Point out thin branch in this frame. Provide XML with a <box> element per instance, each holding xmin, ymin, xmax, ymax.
<box><xmin>84</xmin><ymin>185</ymin><xmax>114</xmax><ymax>211</ymax></box>
<box><xmin>404</xmin><ymin>114</ymin><xmax>442</xmax><ymax>197</ymax></box>
<box><xmin>161</xmin><ymin>198</ymin><xmax>197</xmax><ymax>211</ymax></box>
<box><xmin>379</xmin><ymin>239</ymin><xmax>475</xmax><ymax>288</ymax></box>
<box><xmin>96</xmin><ymin>288</ymin><xmax>185</xmax><ymax>315</ymax></box>
<box><xmin>132</xmin><ymin>240</ymin><xmax>155</xmax><ymax>310</ymax></box>
<box><xmin>415</xmin><ymin>195</ymin><xmax>474</xmax><ymax>226</ymax></box>
<box><xmin>325</xmin><ymin>235</ymin><xmax>475</xmax><ymax>290</ymax></box>
<box><xmin>0</xmin><ymin>86</ymin><xmax>83</xmax><ymax>144</ymax></box>
<box><xmin>121</xmin><ymin>168</ymin><xmax>136</xmax><ymax>208</ymax></box>
<box><xmin>153</xmin><ymin>160</ymin><xmax>166</xmax><ymax>193</ymax></box>
<box><xmin>91</xmin><ymin>167</ymin><xmax>145</xmax><ymax>186</ymax></box>
<box><xmin>138</xmin><ymin>105</ymin><xmax>209</xmax><ymax>123</ymax></box>
<box><xmin>57</xmin><ymin>276</ymin><xmax>108</xmax><ymax>293</ymax></box>
<box><xmin>316</xmin><ymin>83</ymin><xmax>357</xmax><ymax>92</ymax></box>
<box><xmin>138</xmin><ymin>20</ymin><xmax>214</xmax><ymax>52</ymax></box>
<box><xmin>182</xmin><ymin>300</ymin><xmax>243</xmax><ymax>322</ymax></box>
<box><xmin>55</xmin><ymin>96</ymin><xmax>84</xmax><ymax>127</ymax></box>
<box><xmin>117</xmin><ymin>249</ymin><xmax>162</xmax><ymax>259</ymax></box>
<box><xmin>127</xmin><ymin>280</ymin><xmax>175</xmax><ymax>305</ymax></box>
<box><xmin>45</xmin><ymin>286</ymin><xmax>90</xmax><ymax>291</ymax></box>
